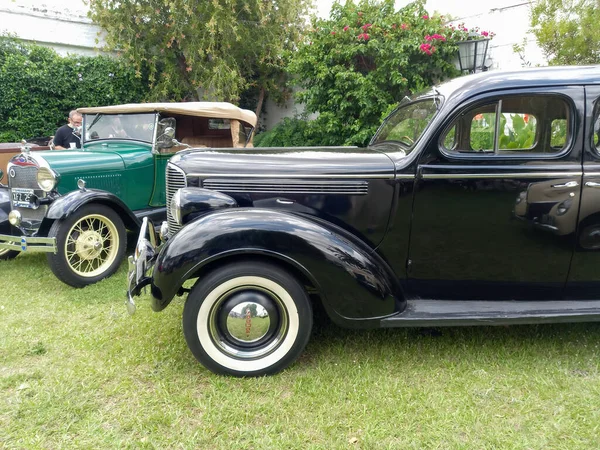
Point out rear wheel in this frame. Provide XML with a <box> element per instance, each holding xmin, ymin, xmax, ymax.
<box><xmin>47</xmin><ymin>204</ymin><xmax>126</xmax><ymax>287</ymax></box>
<box><xmin>183</xmin><ymin>261</ymin><xmax>312</xmax><ymax>377</ymax></box>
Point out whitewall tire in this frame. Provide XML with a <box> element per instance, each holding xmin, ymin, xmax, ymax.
<box><xmin>183</xmin><ymin>261</ymin><xmax>312</xmax><ymax>376</ymax></box>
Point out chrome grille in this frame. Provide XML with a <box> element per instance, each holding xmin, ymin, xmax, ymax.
<box><xmin>166</xmin><ymin>163</ymin><xmax>187</xmax><ymax>236</ymax></box>
<box><xmin>202</xmin><ymin>179</ymin><xmax>369</xmax><ymax>195</ymax></box>
<box><xmin>9</xmin><ymin>165</ymin><xmax>38</xmax><ymax>188</ymax></box>
<box><xmin>8</xmin><ymin>163</ymin><xmax>48</xmax><ymax>232</ymax></box>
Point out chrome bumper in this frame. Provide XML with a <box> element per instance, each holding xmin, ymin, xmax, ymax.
<box><xmin>126</xmin><ymin>218</ymin><xmax>162</xmax><ymax>315</ymax></box>
<box><xmin>0</xmin><ymin>233</ymin><xmax>57</xmax><ymax>253</ymax></box>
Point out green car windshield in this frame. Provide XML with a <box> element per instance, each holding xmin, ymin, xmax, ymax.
<box><xmin>371</xmin><ymin>97</ymin><xmax>439</xmax><ymax>151</ymax></box>
<box><xmin>84</xmin><ymin>113</ymin><xmax>156</xmax><ymax>143</ymax></box>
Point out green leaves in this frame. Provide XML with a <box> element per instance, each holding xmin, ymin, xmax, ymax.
<box><xmin>286</xmin><ymin>0</ymin><xmax>466</xmax><ymax>146</ymax></box>
<box><xmin>530</xmin><ymin>0</ymin><xmax>600</xmax><ymax>65</ymax></box>
<box><xmin>0</xmin><ymin>36</ymin><xmax>148</xmax><ymax>141</ymax></box>
<box><xmin>88</xmin><ymin>0</ymin><xmax>311</xmax><ymax>108</ymax></box>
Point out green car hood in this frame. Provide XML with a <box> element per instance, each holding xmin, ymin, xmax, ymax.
<box><xmin>32</xmin><ymin>142</ymin><xmax>153</xmax><ymax>196</ymax></box>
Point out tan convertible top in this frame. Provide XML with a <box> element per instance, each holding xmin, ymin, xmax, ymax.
<box><xmin>78</xmin><ymin>102</ymin><xmax>257</xmax><ymax>127</ymax></box>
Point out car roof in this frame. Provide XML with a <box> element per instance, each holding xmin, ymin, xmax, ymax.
<box><xmin>435</xmin><ymin>65</ymin><xmax>600</xmax><ymax>103</ymax></box>
<box><xmin>77</xmin><ymin>102</ymin><xmax>257</xmax><ymax>127</ymax></box>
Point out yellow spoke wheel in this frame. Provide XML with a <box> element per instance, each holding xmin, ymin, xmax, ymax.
<box><xmin>64</xmin><ymin>213</ymin><xmax>119</xmax><ymax>277</ymax></box>
<box><xmin>47</xmin><ymin>204</ymin><xmax>127</xmax><ymax>288</ymax></box>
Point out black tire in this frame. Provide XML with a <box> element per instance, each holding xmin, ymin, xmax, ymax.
<box><xmin>0</xmin><ymin>248</ymin><xmax>19</xmax><ymax>261</ymax></box>
<box><xmin>46</xmin><ymin>203</ymin><xmax>126</xmax><ymax>287</ymax></box>
<box><xmin>183</xmin><ymin>261</ymin><xmax>313</xmax><ymax>377</ymax></box>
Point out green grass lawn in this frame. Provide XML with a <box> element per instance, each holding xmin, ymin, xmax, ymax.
<box><xmin>2</xmin><ymin>252</ymin><xmax>600</xmax><ymax>449</ymax></box>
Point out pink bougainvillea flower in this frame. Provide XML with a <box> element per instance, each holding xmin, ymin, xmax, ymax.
<box><xmin>331</xmin><ymin>31</ymin><xmax>336</xmax><ymax>35</ymax></box>
<box><xmin>422</xmin><ymin>14</ymin><xmax>429</xmax><ymax>19</ymax></box>
<box><xmin>425</xmin><ymin>34</ymin><xmax>433</xmax><ymax>41</ymax></box>
<box><xmin>358</xmin><ymin>33</ymin><xmax>370</xmax><ymax>41</ymax></box>
<box><xmin>419</xmin><ymin>43</ymin><xmax>435</xmax><ymax>55</ymax></box>
<box><xmin>362</xmin><ymin>23</ymin><xmax>372</xmax><ymax>31</ymax></box>
<box><xmin>432</xmin><ymin>34</ymin><xmax>446</xmax><ymax>41</ymax></box>
<box><xmin>343</xmin><ymin>25</ymin><xmax>349</xmax><ymax>31</ymax></box>
<box><xmin>401</xmin><ymin>23</ymin><xmax>408</xmax><ymax>30</ymax></box>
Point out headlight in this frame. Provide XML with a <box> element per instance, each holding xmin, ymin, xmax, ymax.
<box><xmin>37</xmin><ymin>167</ymin><xmax>58</xmax><ymax>192</ymax></box>
<box><xmin>170</xmin><ymin>189</ymin><xmax>182</xmax><ymax>225</ymax></box>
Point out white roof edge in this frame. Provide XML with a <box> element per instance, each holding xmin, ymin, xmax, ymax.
<box><xmin>77</xmin><ymin>102</ymin><xmax>257</xmax><ymax>127</ymax></box>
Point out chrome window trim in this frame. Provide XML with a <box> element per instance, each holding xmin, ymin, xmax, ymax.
<box><xmin>421</xmin><ymin>172</ymin><xmax>583</xmax><ymax>180</ymax></box>
<box><xmin>186</xmin><ymin>172</ymin><xmax>395</xmax><ymax>179</ymax></box>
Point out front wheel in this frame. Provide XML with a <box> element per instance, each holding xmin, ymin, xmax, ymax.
<box><xmin>0</xmin><ymin>248</ymin><xmax>19</xmax><ymax>261</ymax></box>
<box><xmin>47</xmin><ymin>204</ymin><xmax>126</xmax><ymax>287</ymax></box>
<box><xmin>183</xmin><ymin>261</ymin><xmax>313</xmax><ymax>377</ymax></box>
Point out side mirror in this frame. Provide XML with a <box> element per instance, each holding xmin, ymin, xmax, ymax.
<box><xmin>162</xmin><ymin>127</ymin><xmax>176</xmax><ymax>139</ymax></box>
<box><xmin>156</xmin><ymin>117</ymin><xmax>177</xmax><ymax>149</ymax></box>
<box><xmin>157</xmin><ymin>127</ymin><xmax>177</xmax><ymax>149</ymax></box>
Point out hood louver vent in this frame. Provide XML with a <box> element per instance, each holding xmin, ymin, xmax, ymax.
<box><xmin>202</xmin><ymin>179</ymin><xmax>369</xmax><ymax>195</ymax></box>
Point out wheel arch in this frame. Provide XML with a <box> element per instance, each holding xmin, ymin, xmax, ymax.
<box><xmin>150</xmin><ymin>208</ymin><xmax>405</xmax><ymax>327</ymax></box>
<box><xmin>46</xmin><ymin>189</ymin><xmax>140</xmax><ymax>231</ymax></box>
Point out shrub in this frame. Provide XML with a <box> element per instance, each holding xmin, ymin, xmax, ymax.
<box><xmin>0</xmin><ymin>36</ymin><xmax>149</xmax><ymax>142</ymax></box>
<box><xmin>287</xmin><ymin>0</ymin><xmax>492</xmax><ymax>146</ymax></box>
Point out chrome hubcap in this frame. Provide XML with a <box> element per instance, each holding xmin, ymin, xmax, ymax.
<box><xmin>209</xmin><ymin>286</ymin><xmax>288</xmax><ymax>360</ymax></box>
<box><xmin>225</xmin><ymin>302</ymin><xmax>271</xmax><ymax>343</ymax></box>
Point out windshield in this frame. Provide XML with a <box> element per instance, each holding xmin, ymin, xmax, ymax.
<box><xmin>84</xmin><ymin>113</ymin><xmax>156</xmax><ymax>143</ymax></box>
<box><xmin>371</xmin><ymin>98</ymin><xmax>439</xmax><ymax>150</ymax></box>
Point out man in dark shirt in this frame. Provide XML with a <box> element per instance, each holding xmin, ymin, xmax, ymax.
<box><xmin>53</xmin><ymin>110</ymin><xmax>82</xmax><ymax>149</ymax></box>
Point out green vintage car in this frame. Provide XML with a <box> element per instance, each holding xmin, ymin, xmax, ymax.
<box><xmin>0</xmin><ymin>102</ymin><xmax>257</xmax><ymax>287</ymax></box>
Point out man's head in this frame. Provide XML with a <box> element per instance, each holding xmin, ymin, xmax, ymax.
<box><xmin>68</xmin><ymin>110</ymin><xmax>83</xmax><ymax>128</ymax></box>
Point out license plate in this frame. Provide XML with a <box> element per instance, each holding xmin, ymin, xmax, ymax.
<box><xmin>11</xmin><ymin>188</ymin><xmax>35</xmax><ymax>208</ymax></box>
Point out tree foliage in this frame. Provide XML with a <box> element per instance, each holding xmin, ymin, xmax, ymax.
<box><xmin>530</xmin><ymin>0</ymin><xmax>600</xmax><ymax>65</ymax></box>
<box><xmin>87</xmin><ymin>0</ymin><xmax>312</xmax><ymax>113</ymax></box>
<box><xmin>285</xmin><ymin>0</ymin><xmax>486</xmax><ymax>146</ymax></box>
<box><xmin>0</xmin><ymin>36</ymin><xmax>148</xmax><ymax>142</ymax></box>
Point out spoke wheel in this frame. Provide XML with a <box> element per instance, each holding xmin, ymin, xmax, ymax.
<box><xmin>183</xmin><ymin>261</ymin><xmax>312</xmax><ymax>377</ymax></box>
<box><xmin>0</xmin><ymin>248</ymin><xmax>19</xmax><ymax>261</ymax></box>
<box><xmin>64</xmin><ymin>214</ymin><xmax>119</xmax><ymax>277</ymax></box>
<box><xmin>47</xmin><ymin>204</ymin><xmax>126</xmax><ymax>287</ymax></box>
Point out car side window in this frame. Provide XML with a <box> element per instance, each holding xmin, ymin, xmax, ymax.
<box><xmin>593</xmin><ymin>101</ymin><xmax>600</xmax><ymax>149</ymax></box>
<box><xmin>442</xmin><ymin>95</ymin><xmax>570</xmax><ymax>155</ymax></box>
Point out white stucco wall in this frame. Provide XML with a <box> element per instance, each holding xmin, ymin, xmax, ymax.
<box><xmin>0</xmin><ymin>0</ymin><xmax>106</xmax><ymax>56</ymax></box>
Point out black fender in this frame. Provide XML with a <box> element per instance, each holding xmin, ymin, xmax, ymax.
<box><xmin>151</xmin><ymin>208</ymin><xmax>406</xmax><ymax>327</ymax></box>
<box><xmin>45</xmin><ymin>189</ymin><xmax>140</xmax><ymax>231</ymax></box>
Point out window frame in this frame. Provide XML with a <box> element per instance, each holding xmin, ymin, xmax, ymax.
<box><xmin>438</xmin><ymin>90</ymin><xmax>576</xmax><ymax>161</ymax></box>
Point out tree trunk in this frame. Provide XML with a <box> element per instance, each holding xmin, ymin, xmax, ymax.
<box><xmin>254</xmin><ymin>87</ymin><xmax>266</xmax><ymax>129</ymax></box>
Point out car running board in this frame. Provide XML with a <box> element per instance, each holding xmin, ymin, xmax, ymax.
<box><xmin>380</xmin><ymin>299</ymin><xmax>600</xmax><ymax>327</ymax></box>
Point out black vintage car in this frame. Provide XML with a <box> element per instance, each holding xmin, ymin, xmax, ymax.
<box><xmin>128</xmin><ymin>65</ymin><xmax>600</xmax><ymax>376</ymax></box>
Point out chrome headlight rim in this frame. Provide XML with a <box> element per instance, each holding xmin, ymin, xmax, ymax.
<box><xmin>37</xmin><ymin>167</ymin><xmax>59</xmax><ymax>192</ymax></box>
<box><xmin>170</xmin><ymin>189</ymin><xmax>183</xmax><ymax>225</ymax></box>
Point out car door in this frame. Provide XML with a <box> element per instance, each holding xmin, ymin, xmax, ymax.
<box><xmin>407</xmin><ymin>87</ymin><xmax>584</xmax><ymax>301</ymax></box>
<box><xmin>565</xmin><ymin>85</ymin><xmax>600</xmax><ymax>299</ymax></box>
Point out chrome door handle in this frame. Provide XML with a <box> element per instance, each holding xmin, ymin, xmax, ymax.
<box><xmin>276</xmin><ymin>198</ymin><xmax>294</xmax><ymax>205</ymax></box>
<box><xmin>551</xmin><ymin>181</ymin><xmax>579</xmax><ymax>189</ymax></box>
<box><xmin>585</xmin><ymin>181</ymin><xmax>600</xmax><ymax>188</ymax></box>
